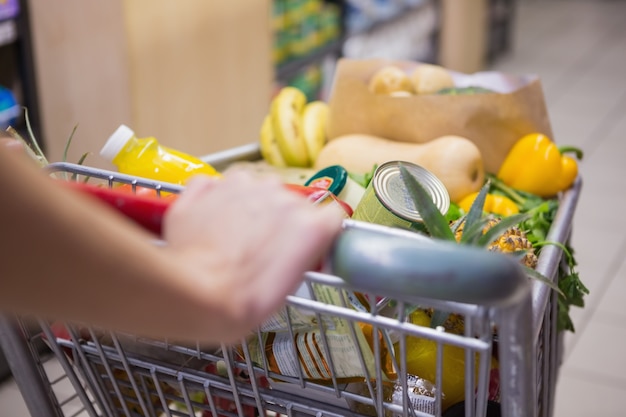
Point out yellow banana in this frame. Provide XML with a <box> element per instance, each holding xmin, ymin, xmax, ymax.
<box><xmin>259</xmin><ymin>115</ymin><xmax>287</xmax><ymax>167</ymax></box>
<box><xmin>301</xmin><ymin>101</ymin><xmax>329</xmax><ymax>166</ymax></box>
<box><xmin>271</xmin><ymin>87</ymin><xmax>310</xmax><ymax>167</ymax></box>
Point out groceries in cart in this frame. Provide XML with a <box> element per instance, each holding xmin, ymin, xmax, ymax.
<box><xmin>2</xmin><ymin>57</ymin><xmax>588</xmax><ymax>417</ymax></box>
<box><xmin>254</xmin><ymin>60</ymin><xmax>586</xmax><ymax>335</ymax></box>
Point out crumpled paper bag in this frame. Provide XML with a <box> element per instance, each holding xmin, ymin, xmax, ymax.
<box><xmin>326</xmin><ymin>58</ymin><xmax>553</xmax><ymax>173</ymax></box>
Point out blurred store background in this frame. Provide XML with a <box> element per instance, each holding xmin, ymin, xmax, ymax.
<box><xmin>2</xmin><ymin>0</ymin><xmax>626</xmax><ymax>416</ymax></box>
<box><xmin>0</xmin><ymin>0</ymin><xmax>517</xmax><ymax>169</ymax></box>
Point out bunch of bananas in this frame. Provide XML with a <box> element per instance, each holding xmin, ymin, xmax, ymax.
<box><xmin>260</xmin><ymin>87</ymin><xmax>329</xmax><ymax>168</ymax></box>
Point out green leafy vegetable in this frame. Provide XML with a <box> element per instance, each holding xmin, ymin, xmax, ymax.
<box><xmin>534</xmin><ymin>241</ymin><xmax>588</xmax><ymax>332</ymax></box>
<box><xmin>489</xmin><ymin>173</ymin><xmax>587</xmax><ymax>332</ymax></box>
<box><xmin>444</xmin><ymin>203</ymin><xmax>463</xmax><ymax>223</ymax></box>
<box><xmin>349</xmin><ymin>164</ymin><xmax>377</xmax><ymax>188</ymax></box>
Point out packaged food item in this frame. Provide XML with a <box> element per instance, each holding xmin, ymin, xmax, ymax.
<box><xmin>286</xmin><ymin>183</ymin><xmax>353</xmax><ymax>217</ymax></box>
<box><xmin>100</xmin><ymin>125</ymin><xmax>220</xmax><ymax>184</ymax></box>
<box><xmin>251</xmin><ymin>324</ymin><xmax>396</xmax><ymax>383</ymax></box>
<box><xmin>259</xmin><ymin>283</ymin><xmax>336</xmax><ymax>333</ymax></box>
<box><xmin>391</xmin><ymin>374</ymin><xmax>441</xmax><ymax>416</ymax></box>
<box><xmin>245</xmin><ymin>285</ymin><xmax>397</xmax><ymax>383</ymax></box>
<box><xmin>346</xmin><ymin>373</ymin><xmax>442</xmax><ymax>417</ymax></box>
<box><xmin>304</xmin><ymin>164</ymin><xmax>366</xmax><ymax>211</ymax></box>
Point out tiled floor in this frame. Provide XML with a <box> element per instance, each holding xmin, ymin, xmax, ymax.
<box><xmin>1</xmin><ymin>0</ymin><xmax>625</xmax><ymax>415</ymax></box>
<box><xmin>489</xmin><ymin>0</ymin><xmax>626</xmax><ymax>415</ymax></box>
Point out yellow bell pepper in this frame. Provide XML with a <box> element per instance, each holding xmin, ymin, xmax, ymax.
<box><xmin>497</xmin><ymin>133</ymin><xmax>583</xmax><ymax>198</ymax></box>
<box><xmin>459</xmin><ymin>192</ymin><xmax>519</xmax><ymax>217</ymax></box>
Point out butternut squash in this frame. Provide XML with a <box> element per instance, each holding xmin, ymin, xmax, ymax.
<box><xmin>314</xmin><ymin>134</ymin><xmax>485</xmax><ymax>203</ymax></box>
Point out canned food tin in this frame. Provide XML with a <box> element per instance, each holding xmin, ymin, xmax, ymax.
<box><xmin>352</xmin><ymin>161</ymin><xmax>450</xmax><ymax>230</ymax></box>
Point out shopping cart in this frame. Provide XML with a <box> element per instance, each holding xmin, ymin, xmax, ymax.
<box><xmin>0</xmin><ymin>143</ymin><xmax>582</xmax><ymax>417</ymax></box>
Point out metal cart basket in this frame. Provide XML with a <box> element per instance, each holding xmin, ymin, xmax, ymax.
<box><xmin>0</xmin><ymin>143</ymin><xmax>582</xmax><ymax>417</ymax></box>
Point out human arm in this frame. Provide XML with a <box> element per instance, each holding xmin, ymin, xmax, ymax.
<box><xmin>0</xmin><ymin>141</ymin><xmax>343</xmax><ymax>344</ymax></box>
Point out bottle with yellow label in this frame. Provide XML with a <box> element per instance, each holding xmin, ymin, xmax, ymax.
<box><xmin>100</xmin><ymin>125</ymin><xmax>220</xmax><ymax>184</ymax></box>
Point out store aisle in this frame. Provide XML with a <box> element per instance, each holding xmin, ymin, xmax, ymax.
<box><xmin>1</xmin><ymin>0</ymin><xmax>626</xmax><ymax>416</ymax></box>
<box><xmin>490</xmin><ymin>0</ymin><xmax>626</xmax><ymax>415</ymax></box>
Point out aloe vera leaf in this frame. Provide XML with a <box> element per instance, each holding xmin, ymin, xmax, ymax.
<box><xmin>524</xmin><ymin>266</ymin><xmax>563</xmax><ymax>295</ymax></box>
<box><xmin>464</xmin><ymin>181</ymin><xmax>490</xmax><ymax>233</ymax></box>
<box><xmin>398</xmin><ymin>164</ymin><xmax>455</xmax><ymax>241</ymax></box>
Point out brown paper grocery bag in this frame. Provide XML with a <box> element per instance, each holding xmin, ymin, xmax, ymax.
<box><xmin>326</xmin><ymin>59</ymin><xmax>553</xmax><ymax>173</ymax></box>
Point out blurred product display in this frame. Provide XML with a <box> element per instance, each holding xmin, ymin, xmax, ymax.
<box><xmin>343</xmin><ymin>0</ymin><xmax>437</xmax><ymax>62</ymax></box>
<box><xmin>274</xmin><ymin>0</ymin><xmax>516</xmax><ymax>99</ymax></box>
<box><xmin>344</xmin><ymin>0</ymin><xmax>431</xmax><ymax>35</ymax></box>
<box><xmin>0</xmin><ymin>0</ymin><xmax>19</xmax><ymax>21</ymax></box>
<box><xmin>282</xmin><ymin>63</ymin><xmax>324</xmax><ymax>101</ymax></box>
<box><xmin>272</xmin><ymin>0</ymin><xmax>342</xmax><ymax>67</ymax></box>
<box><xmin>0</xmin><ymin>0</ymin><xmax>42</xmax><ymax>144</ymax></box>
<box><xmin>0</xmin><ymin>85</ymin><xmax>19</xmax><ymax>130</ymax></box>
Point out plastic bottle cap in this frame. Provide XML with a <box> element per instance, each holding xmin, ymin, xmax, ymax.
<box><xmin>100</xmin><ymin>124</ymin><xmax>135</xmax><ymax>161</ymax></box>
<box><xmin>304</xmin><ymin>165</ymin><xmax>348</xmax><ymax>196</ymax></box>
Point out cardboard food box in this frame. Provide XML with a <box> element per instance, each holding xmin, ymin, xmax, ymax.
<box><xmin>326</xmin><ymin>59</ymin><xmax>553</xmax><ymax>174</ymax></box>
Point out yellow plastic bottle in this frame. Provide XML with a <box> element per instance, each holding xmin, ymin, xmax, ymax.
<box><xmin>100</xmin><ymin>125</ymin><xmax>220</xmax><ymax>184</ymax></box>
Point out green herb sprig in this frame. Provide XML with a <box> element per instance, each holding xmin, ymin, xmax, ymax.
<box><xmin>488</xmin><ymin>173</ymin><xmax>588</xmax><ymax>332</ymax></box>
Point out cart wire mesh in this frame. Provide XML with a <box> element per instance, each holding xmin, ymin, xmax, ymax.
<box><xmin>0</xmin><ymin>158</ymin><xmax>582</xmax><ymax>417</ymax></box>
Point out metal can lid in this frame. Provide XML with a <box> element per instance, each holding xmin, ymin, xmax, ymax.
<box><xmin>304</xmin><ymin>165</ymin><xmax>348</xmax><ymax>196</ymax></box>
<box><xmin>373</xmin><ymin>161</ymin><xmax>450</xmax><ymax>222</ymax></box>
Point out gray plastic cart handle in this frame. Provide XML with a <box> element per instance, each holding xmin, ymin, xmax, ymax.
<box><xmin>331</xmin><ymin>220</ymin><xmax>531</xmax><ymax>308</ymax></box>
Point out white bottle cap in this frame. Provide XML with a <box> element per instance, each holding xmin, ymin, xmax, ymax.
<box><xmin>100</xmin><ymin>124</ymin><xmax>135</xmax><ymax>161</ymax></box>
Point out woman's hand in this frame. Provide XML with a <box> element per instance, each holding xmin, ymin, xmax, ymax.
<box><xmin>163</xmin><ymin>171</ymin><xmax>344</xmax><ymax>343</ymax></box>
<box><xmin>0</xmin><ymin>139</ymin><xmax>343</xmax><ymax>344</ymax></box>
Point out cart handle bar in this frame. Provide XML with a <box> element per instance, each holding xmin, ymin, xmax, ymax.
<box><xmin>48</xmin><ymin>162</ymin><xmax>531</xmax><ymax>308</ymax></box>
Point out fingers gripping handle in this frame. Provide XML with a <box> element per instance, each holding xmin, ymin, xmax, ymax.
<box><xmin>328</xmin><ymin>221</ymin><xmax>532</xmax><ymax>308</ymax></box>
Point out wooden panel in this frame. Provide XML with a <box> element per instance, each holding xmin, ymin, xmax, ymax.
<box><xmin>28</xmin><ymin>1</ymin><xmax>272</xmax><ymax>168</ymax></box>
<box><xmin>439</xmin><ymin>0</ymin><xmax>488</xmax><ymax>74</ymax></box>
<box><xmin>27</xmin><ymin>1</ymin><xmax>132</xmax><ymax>167</ymax></box>
<box><xmin>121</xmin><ymin>0</ymin><xmax>273</xmax><ymax>158</ymax></box>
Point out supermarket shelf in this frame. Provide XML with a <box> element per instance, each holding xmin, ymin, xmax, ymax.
<box><xmin>347</xmin><ymin>0</ymin><xmax>431</xmax><ymax>37</ymax></box>
<box><xmin>275</xmin><ymin>1</ymin><xmax>435</xmax><ymax>82</ymax></box>
<box><xmin>275</xmin><ymin>0</ymin><xmax>515</xmax><ymax>82</ymax></box>
<box><xmin>275</xmin><ymin>38</ymin><xmax>344</xmax><ymax>82</ymax></box>
<box><xmin>0</xmin><ymin>19</ymin><xmax>17</xmax><ymax>47</ymax></box>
